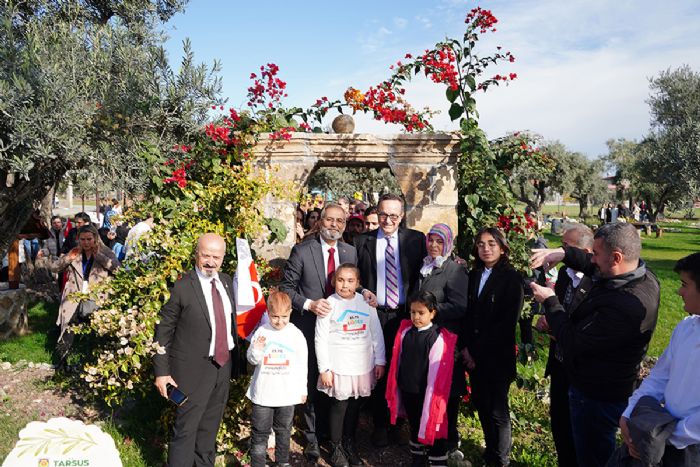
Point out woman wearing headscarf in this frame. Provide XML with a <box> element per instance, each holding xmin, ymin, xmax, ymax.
<box><xmin>38</xmin><ymin>224</ymin><xmax>120</xmax><ymax>366</ymax></box>
<box><xmin>416</xmin><ymin>223</ymin><xmax>469</xmax><ymax>462</ymax></box>
<box><xmin>462</xmin><ymin>227</ymin><xmax>524</xmax><ymax>467</ymax></box>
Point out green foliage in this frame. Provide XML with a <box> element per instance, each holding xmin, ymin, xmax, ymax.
<box><xmin>0</xmin><ymin>0</ymin><xmax>221</xmax><ymax>258</ymax></box>
<box><xmin>307</xmin><ymin>167</ymin><xmax>400</xmax><ymax>201</ymax></box>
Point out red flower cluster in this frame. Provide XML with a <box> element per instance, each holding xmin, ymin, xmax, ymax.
<box><xmin>492</xmin><ymin>73</ymin><xmax>517</xmax><ymax>82</ymax></box>
<box><xmin>497</xmin><ymin>213</ymin><xmax>537</xmax><ymax>234</ymax></box>
<box><xmin>205</xmin><ymin>123</ymin><xmax>232</xmax><ymax>145</ymax></box>
<box><xmin>421</xmin><ymin>46</ymin><xmax>459</xmax><ymax>91</ymax></box>
<box><xmin>298</xmin><ymin>122</ymin><xmax>311</xmax><ymax>132</ymax></box>
<box><xmin>163</xmin><ymin>159</ymin><xmax>194</xmax><ymax>188</ymax></box>
<box><xmin>362</xmin><ymin>81</ymin><xmax>429</xmax><ymax>132</ymax></box>
<box><xmin>269</xmin><ymin>126</ymin><xmax>295</xmax><ymax>142</ymax></box>
<box><xmin>247</xmin><ymin>63</ymin><xmax>288</xmax><ymax>109</ymax></box>
<box><xmin>465</xmin><ymin>7</ymin><xmax>498</xmax><ymax>33</ymax></box>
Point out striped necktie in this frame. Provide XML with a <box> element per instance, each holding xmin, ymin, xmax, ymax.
<box><xmin>385</xmin><ymin>236</ymin><xmax>399</xmax><ymax>309</ymax></box>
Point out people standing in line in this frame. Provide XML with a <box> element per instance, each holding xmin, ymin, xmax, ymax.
<box><xmin>535</xmin><ymin>223</ymin><xmax>594</xmax><ymax>467</ymax></box>
<box><xmin>246</xmin><ymin>291</ymin><xmax>307</xmax><ymax>467</ymax></box>
<box><xmin>417</xmin><ymin>223</ymin><xmax>468</xmax><ymax>458</ymax></box>
<box><xmin>462</xmin><ymin>227</ymin><xmax>524</xmax><ymax>467</ymax></box>
<box><xmin>616</xmin><ymin>252</ymin><xmax>700</xmax><ymax>464</ymax></box>
<box><xmin>386</xmin><ymin>292</ymin><xmax>458</xmax><ymax>467</ymax></box>
<box><xmin>279</xmin><ymin>203</ymin><xmax>376</xmax><ymax>462</ymax></box>
<box><xmin>315</xmin><ymin>263</ymin><xmax>385</xmax><ymax>467</ymax></box>
<box><xmin>354</xmin><ymin>193</ymin><xmax>427</xmax><ymax>447</ymax></box>
<box><xmin>530</xmin><ymin>222</ymin><xmax>660</xmax><ymax>467</ymax></box>
<box><xmin>37</xmin><ymin>224</ymin><xmax>120</xmax><ymax>366</ymax></box>
<box><xmin>153</xmin><ymin>233</ymin><xmax>239</xmax><ymax>467</ymax></box>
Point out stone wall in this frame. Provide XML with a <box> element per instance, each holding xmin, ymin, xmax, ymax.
<box><xmin>0</xmin><ymin>283</ymin><xmax>29</xmax><ymax>340</ymax></box>
<box><xmin>252</xmin><ymin>133</ymin><xmax>460</xmax><ymax>262</ymax></box>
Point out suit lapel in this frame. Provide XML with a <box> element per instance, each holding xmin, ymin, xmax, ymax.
<box><xmin>338</xmin><ymin>241</ymin><xmax>352</xmax><ymax>263</ymax></box>
<box><xmin>188</xmin><ymin>270</ymin><xmax>212</xmax><ymax>329</ymax></box>
<box><xmin>398</xmin><ymin>229</ymin><xmax>412</xmax><ymax>287</ymax></box>
<box><xmin>365</xmin><ymin>231</ymin><xmax>378</xmax><ymax>268</ymax></box>
<box><xmin>311</xmin><ymin>239</ymin><xmax>326</xmax><ymax>291</ymax></box>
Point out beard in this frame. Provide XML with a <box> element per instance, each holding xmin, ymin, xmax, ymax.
<box><xmin>320</xmin><ymin>228</ymin><xmax>343</xmax><ymax>242</ymax></box>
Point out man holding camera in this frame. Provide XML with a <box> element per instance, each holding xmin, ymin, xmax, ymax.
<box><xmin>530</xmin><ymin>222</ymin><xmax>660</xmax><ymax>467</ymax></box>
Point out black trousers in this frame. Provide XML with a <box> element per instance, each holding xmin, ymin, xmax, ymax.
<box><xmin>328</xmin><ymin>396</ymin><xmax>363</xmax><ymax>443</ymax></box>
<box><xmin>371</xmin><ymin>308</ymin><xmax>403</xmax><ymax>430</ymax></box>
<box><xmin>401</xmin><ymin>391</ymin><xmax>453</xmax><ymax>466</ymax></box>
<box><xmin>549</xmin><ymin>360</ymin><xmax>578</xmax><ymax>467</ymax></box>
<box><xmin>298</xmin><ymin>339</ymin><xmax>329</xmax><ymax>445</ymax></box>
<box><xmin>250</xmin><ymin>403</ymin><xmax>295</xmax><ymax>467</ymax></box>
<box><xmin>470</xmin><ymin>374</ymin><xmax>512</xmax><ymax>466</ymax></box>
<box><xmin>168</xmin><ymin>359</ymin><xmax>232</xmax><ymax>467</ymax></box>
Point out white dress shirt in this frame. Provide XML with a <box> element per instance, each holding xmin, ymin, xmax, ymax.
<box><xmin>303</xmin><ymin>239</ymin><xmax>340</xmax><ymax>311</ymax></box>
<box><xmin>622</xmin><ymin>315</ymin><xmax>700</xmax><ymax>448</ymax></box>
<box><xmin>376</xmin><ymin>229</ymin><xmax>404</xmax><ymax>307</ymax></box>
<box><xmin>195</xmin><ymin>267</ymin><xmax>235</xmax><ymax>356</ymax></box>
<box><xmin>478</xmin><ymin>267</ymin><xmax>492</xmax><ymax>297</ymax></box>
<box><xmin>566</xmin><ymin>267</ymin><xmax>585</xmax><ymax>288</ymax></box>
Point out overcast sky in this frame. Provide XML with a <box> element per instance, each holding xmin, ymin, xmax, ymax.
<box><xmin>164</xmin><ymin>0</ymin><xmax>700</xmax><ymax>158</ymax></box>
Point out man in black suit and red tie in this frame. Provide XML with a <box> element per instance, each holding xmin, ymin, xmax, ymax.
<box><xmin>280</xmin><ymin>203</ymin><xmax>376</xmax><ymax>461</ymax></box>
<box><xmin>354</xmin><ymin>193</ymin><xmax>427</xmax><ymax>446</ymax></box>
<box><xmin>153</xmin><ymin>233</ymin><xmax>238</xmax><ymax>467</ymax></box>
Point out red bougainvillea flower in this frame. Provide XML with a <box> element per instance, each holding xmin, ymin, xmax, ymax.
<box><xmin>465</xmin><ymin>7</ymin><xmax>498</xmax><ymax>33</ymax></box>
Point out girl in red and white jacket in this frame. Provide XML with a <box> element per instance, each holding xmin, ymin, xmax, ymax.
<box><xmin>386</xmin><ymin>291</ymin><xmax>457</xmax><ymax>467</ymax></box>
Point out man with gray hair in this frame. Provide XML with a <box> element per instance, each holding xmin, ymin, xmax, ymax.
<box><xmin>529</xmin><ymin>222</ymin><xmax>660</xmax><ymax>467</ymax></box>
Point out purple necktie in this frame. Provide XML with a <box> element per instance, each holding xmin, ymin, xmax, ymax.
<box><xmin>385</xmin><ymin>237</ymin><xmax>399</xmax><ymax>309</ymax></box>
<box><xmin>211</xmin><ymin>279</ymin><xmax>230</xmax><ymax>367</ymax></box>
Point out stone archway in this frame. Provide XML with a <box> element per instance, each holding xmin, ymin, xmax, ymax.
<box><xmin>252</xmin><ymin>133</ymin><xmax>460</xmax><ymax>262</ymax></box>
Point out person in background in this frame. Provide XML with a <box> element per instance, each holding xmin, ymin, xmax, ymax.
<box><xmin>246</xmin><ymin>291</ymin><xmax>307</xmax><ymax>467</ymax></box>
<box><xmin>363</xmin><ymin>206</ymin><xmax>379</xmax><ymax>232</ymax></box>
<box><xmin>296</xmin><ymin>207</ymin><xmax>306</xmax><ymax>244</ymax></box>
<box><xmin>305</xmin><ymin>208</ymin><xmax>322</xmax><ymax>232</ymax></box>
<box><xmin>62</xmin><ymin>212</ymin><xmax>92</xmax><ymax>254</ymax></box>
<box><xmin>354</xmin><ymin>200</ymin><xmax>367</xmax><ymax>216</ymax></box>
<box><xmin>342</xmin><ymin>214</ymin><xmax>365</xmax><ymax>245</ymax></box>
<box><xmin>337</xmin><ymin>197</ymin><xmax>351</xmax><ymax>218</ymax></box>
<box><xmin>462</xmin><ymin>227</ymin><xmax>524</xmax><ymax>467</ymax></box>
<box><xmin>44</xmin><ymin>216</ymin><xmax>65</xmax><ymax>259</ymax></box>
<box><xmin>124</xmin><ymin>216</ymin><xmax>154</xmax><ymax>258</ymax></box>
<box><xmin>38</xmin><ymin>224</ymin><xmax>120</xmax><ymax>366</ymax></box>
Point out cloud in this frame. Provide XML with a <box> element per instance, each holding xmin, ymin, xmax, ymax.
<box><xmin>357</xmin><ymin>26</ymin><xmax>393</xmax><ymax>54</ymax></box>
<box><xmin>393</xmin><ymin>17</ymin><xmax>408</xmax><ymax>29</ymax></box>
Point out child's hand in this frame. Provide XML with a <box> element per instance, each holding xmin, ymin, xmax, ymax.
<box><xmin>320</xmin><ymin>371</ymin><xmax>334</xmax><ymax>388</ymax></box>
<box><xmin>301</xmin><ymin>395</ymin><xmax>307</xmax><ymax>404</ymax></box>
<box><xmin>253</xmin><ymin>335</ymin><xmax>266</xmax><ymax>350</ymax></box>
<box><xmin>374</xmin><ymin>365</ymin><xmax>385</xmax><ymax>380</ymax></box>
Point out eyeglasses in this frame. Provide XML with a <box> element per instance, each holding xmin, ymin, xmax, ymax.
<box><xmin>378</xmin><ymin>212</ymin><xmax>401</xmax><ymax>222</ymax></box>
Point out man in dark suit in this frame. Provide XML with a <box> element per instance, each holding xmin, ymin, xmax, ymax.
<box><xmin>280</xmin><ymin>203</ymin><xmax>376</xmax><ymax>461</ymax></box>
<box><xmin>354</xmin><ymin>193</ymin><xmax>427</xmax><ymax>446</ymax></box>
<box><xmin>154</xmin><ymin>233</ymin><xmax>238</xmax><ymax>467</ymax></box>
<box><xmin>536</xmin><ymin>223</ymin><xmax>594</xmax><ymax>467</ymax></box>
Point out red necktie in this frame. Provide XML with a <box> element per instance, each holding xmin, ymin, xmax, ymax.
<box><xmin>210</xmin><ymin>278</ymin><xmax>230</xmax><ymax>367</ymax></box>
<box><xmin>325</xmin><ymin>247</ymin><xmax>336</xmax><ymax>297</ymax></box>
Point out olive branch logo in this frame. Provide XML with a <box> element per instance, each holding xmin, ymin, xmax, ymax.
<box><xmin>16</xmin><ymin>427</ymin><xmax>98</xmax><ymax>457</ymax></box>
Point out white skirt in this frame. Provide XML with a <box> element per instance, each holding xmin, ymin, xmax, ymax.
<box><xmin>317</xmin><ymin>371</ymin><xmax>376</xmax><ymax>401</ymax></box>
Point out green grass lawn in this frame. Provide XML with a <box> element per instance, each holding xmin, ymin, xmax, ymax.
<box><xmin>0</xmin><ymin>301</ymin><xmax>57</xmax><ymax>363</ymax></box>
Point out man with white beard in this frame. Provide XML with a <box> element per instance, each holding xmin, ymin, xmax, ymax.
<box><xmin>280</xmin><ymin>203</ymin><xmax>376</xmax><ymax>462</ymax></box>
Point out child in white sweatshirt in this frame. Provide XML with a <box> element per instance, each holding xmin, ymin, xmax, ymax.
<box><xmin>315</xmin><ymin>263</ymin><xmax>385</xmax><ymax>467</ymax></box>
<box><xmin>246</xmin><ymin>291</ymin><xmax>307</xmax><ymax>467</ymax></box>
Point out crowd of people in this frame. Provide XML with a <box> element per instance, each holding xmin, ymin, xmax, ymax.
<box><xmin>598</xmin><ymin>200</ymin><xmax>650</xmax><ymax>224</ymax></box>
<box><xmin>152</xmin><ymin>192</ymin><xmax>700</xmax><ymax>467</ymax></box>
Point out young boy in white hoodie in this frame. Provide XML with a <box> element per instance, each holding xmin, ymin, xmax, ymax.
<box><xmin>247</xmin><ymin>291</ymin><xmax>308</xmax><ymax>467</ymax></box>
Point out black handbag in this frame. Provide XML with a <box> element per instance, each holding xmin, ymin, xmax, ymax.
<box><xmin>76</xmin><ymin>299</ymin><xmax>98</xmax><ymax>321</ymax></box>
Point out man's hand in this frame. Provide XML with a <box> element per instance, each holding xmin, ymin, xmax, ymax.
<box><xmin>535</xmin><ymin>315</ymin><xmax>550</xmax><ymax>333</ymax></box>
<box><xmin>309</xmin><ymin>299</ymin><xmax>332</xmax><ymax>317</ymax></box>
<box><xmin>67</xmin><ymin>247</ymin><xmax>81</xmax><ymax>262</ymax></box>
<box><xmin>530</xmin><ymin>282</ymin><xmax>555</xmax><ymax>304</ymax></box>
<box><xmin>155</xmin><ymin>375</ymin><xmax>177</xmax><ymax>399</ymax></box>
<box><xmin>301</xmin><ymin>395</ymin><xmax>307</xmax><ymax>404</ymax></box>
<box><xmin>461</xmin><ymin>348</ymin><xmax>475</xmax><ymax>370</ymax></box>
<box><xmin>253</xmin><ymin>335</ymin><xmax>266</xmax><ymax>351</ymax></box>
<box><xmin>620</xmin><ymin>416</ymin><xmax>641</xmax><ymax>459</ymax></box>
<box><xmin>320</xmin><ymin>371</ymin><xmax>334</xmax><ymax>388</ymax></box>
<box><xmin>530</xmin><ymin>247</ymin><xmax>565</xmax><ymax>271</ymax></box>
<box><xmin>362</xmin><ymin>290</ymin><xmax>378</xmax><ymax>308</ymax></box>
<box><xmin>374</xmin><ymin>365</ymin><xmax>385</xmax><ymax>380</ymax></box>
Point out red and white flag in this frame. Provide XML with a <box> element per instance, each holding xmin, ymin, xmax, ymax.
<box><xmin>233</xmin><ymin>238</ymin><xmax>267</xmax><ymax>340</ymax></box>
